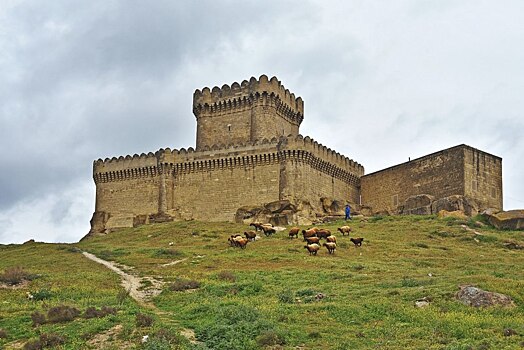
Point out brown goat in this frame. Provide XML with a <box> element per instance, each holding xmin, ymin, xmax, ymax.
<box><xmin>323</xmin><ymin>242</ymin><xmax>337</xmax><ymax>254</ymax></box>
<box><xmin>304</xmin><ymin>243</ymin><xmax>320</xmax><ymax>255</ymax></box>
<box><xmin>288</xmin><ymin>227</ymin><xmax>300</xmax><ymax>239</ymax></box>
<box><xmin>244</xmin><ymin>231</ymin><xmax>257</xmax><ymax>241</ymax></box>
<box><xmin>236</xmin><ymin>237</ymin><xmax>249</xmax><ymax>249</ymax></box>
<box><xmin>326</xmin><ymin>235</ymin><xmax>337</xmax><ymax>243</ymax></box>
<box><xmin>302</xmin><ymin>229</ymin><xmax>317</xmax><ymax>241</ymax></box>
<box><xmin>337</xmin><ymin>226</ymin><xmax>352</xmax><ymax>236</ymax></box>
<box><xmin>305</xmin><ymin>236</ymin><xmax>321</xmax><ymax>245</ymax></box>
<box><xmin>316</xmin><ymin>229</ymin><xmax>331</xmax><ymax>239</ymax></box>
<box><xmin>228</xmin><ymin>235</ymin><xmax>243</xmax><ymax>247</ymax></box>
<box><xmin>350</xmin><ymin>237</ymin><xmax>364</xmax><ymax>247</ymax></box>
<box><xmin>261</xmin><ymin>225</ymin><xmax>276</xmax><ymax>236</ymax></box>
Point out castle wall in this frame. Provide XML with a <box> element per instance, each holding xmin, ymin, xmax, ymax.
<box><xmin>93</xmin><ymin>153</ymin><xmax>160</xmax><ymax>215</ymax></box>
<box><xmin>360</xmin><ymin>146</ymin><xmax>466</xmax><ymax>213</ymax></box>
<box><xmin>171</xmin><ymin>158</ymin><xmax>281</xmax><ymax>221</ymax></box>
<box><xmin>281</xmin><ymin>158</ymin><xmax>360</xmax><ymax>211</ymax></box>
<box><xmin>464</xmin><ymin>147</ymin><xmax>503</xmax><ymax>210</ymax></box>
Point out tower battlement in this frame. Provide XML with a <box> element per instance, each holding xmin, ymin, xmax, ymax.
<box><xmin>193</xmin><ymin>75</ymin><xmax>304</xmax><ymax>150</ymax></box>
<box><xmin>193</xmin><ymin>74</ymin><xmax>304</xmax><ymax>116</ymax></box>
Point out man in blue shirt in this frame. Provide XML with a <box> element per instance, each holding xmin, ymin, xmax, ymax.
<box><xmin>345</xmin><ymin>204</ymin><xmax>351</xmax><ymax>220</ymax></box>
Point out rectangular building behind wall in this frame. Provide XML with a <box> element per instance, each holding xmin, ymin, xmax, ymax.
<box><xmin>360</xmin><ymin>144</ymin><xmax>502</xmax><ymax>214</ymax></box>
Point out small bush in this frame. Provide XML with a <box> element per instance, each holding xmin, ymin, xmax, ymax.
<box><xmin>31</xmin><ymin>311</ymin><xmax>46</xmax><ymax>327</ymax></box>
<box><xmin>351</xmin><ymin>264</ymin><xmax>365</xmax><ymax>271</ymax></box>
<box><xmin>84</xmin><ymin>306</ymin><xmax>118</xmax><ymax>319</ymax></box>
<box><xmin>277</xmin><ymin>289</ymin><xmax>294</xmax><ymax>304</ymax></box>
<box><xmin>136</xmin><ymin>313</ymin><xmax>154</xmax><ymax>327</ymax></box>
<box><xmin>0</xmin><ymin>329</ymin><xmax>7</xmax><ymax>338</ymax></box>
<box><xmin>23</xmin><ymin>340</ymin><xmax>42</xmax><ymax>350</ymax></box>
<box><xmin>0</xmin><ymin>266</ymin><xmax>30</xmax><ymax>285</ymax></box>
<box><xmin>23</xmin><ymin>333</ymin><xmax>65</xmax><ymax>350</ymax></box>
<box><xmin>308</xmin><ymin>331</ymin><xmax>322</xmax><ymax>339</ymax></box>
<box><xmin>152</xmin><ymin>248</ymin><xmax>184</xmax><ymax>258</ymax></box>
<box><xmin>256</xmin><ymin>330</ymin><xmax>285</xmax><ymax>347</ymax></box>
<box><xmin>141</xmin><ymin>328</ymin><xmax>185</xmax><ymax>349</ymax></box>
<box><xmin>217</xmin><ymin>271</ymin><xmax>236</xmax><ymax>282</ymax></box>
<box><xmin>39</xmin><ymin>333</ymin><xmax>65</xmax><ymax>347</ymax></box>
<box><xmin>116</xmin><ymin>288</ymin><xmax>131</xmax><ymax>305</ymax></box>
<box><xmin>169</xmin><ymin>278</ymin><xmax>200</xmax><ymax>291</ymax></box>
<box><xmin>413</xmin><ymin>242</ymin><xmax>429</xmax><ymax>249</ymax></box>
<box><xmin>32</xmin><ymin>288</ymin><xmax>52</xmax><ymax>301</ymax></box>
<box><xmin>46</xmin><ymin>305</ymin><xmax>80</xmax><ymax>323</ymax></box>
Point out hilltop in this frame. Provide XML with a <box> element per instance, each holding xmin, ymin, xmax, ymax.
<box><xmin>1</xmin><ymin>215</ymin><xmax>523</xmax><ymax>349</ymax></box>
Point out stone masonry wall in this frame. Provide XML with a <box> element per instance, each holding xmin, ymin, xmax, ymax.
<box><xmin>360</xmin><ymin>145</ymin><xmax>466</xmax><ymax>213</ymax></box>
<box><xmin>91</xmin><ymin>135</ymin><xmax>363</xmax><ymax>231</ymax></box>
<box><xmin>171</xmin><ymin>159</ymin><xmax>280</xmax><ymax>221</ymax></box>
<box><xmin>281</xmin><ymin>159</ymin><xmax>360</xmax><ymax>213</ymax></box>
<box><xmin>464</xmin><ymin>146</ymin><xmax>503</xmax><ymax>210</ymax></box>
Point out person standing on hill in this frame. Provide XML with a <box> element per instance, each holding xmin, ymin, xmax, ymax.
<box><xmin>345</xmin><ymin>204</ymin><xmax>351</xmax><ymax>220</ymax></box>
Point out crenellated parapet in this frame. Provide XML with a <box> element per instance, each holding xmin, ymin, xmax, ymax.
<box><xmin>193</xmin><ymin>74</ymin><xmax>304</xmax><ymax>119</ymax></box>
<box><xmin>93</xmin><ymin>134</ymin><xmax>363</xmax><ymax>186</ymax></box>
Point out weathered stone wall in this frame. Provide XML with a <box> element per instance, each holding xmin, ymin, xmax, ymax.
<box><xmin>91</xmin><ymin>135</ymin><xmax>363</xmax><ymax>231</ymax></box>
<box><xmin>171</xmin><ymin>157</ymin><xmax>281</xmax><ymax>221</ymax></box>
<box><xmin>281</xmin><ymin>159</ymin><xmax>360</xmax><ymax>213</ymax></box>
<box><xmin>463</xmin><ymin>146</ymin><xmax>503</xmax><ymax>210</ymax></box>
<box><xmin>360</xmin><ymin>145</ymin><xmax>467</xmax><ymax>214</ymax></box>
<box><xmin>93</xmin><ymin>153</ymin><xmax>160</xmax><ymax>215</ymax></box>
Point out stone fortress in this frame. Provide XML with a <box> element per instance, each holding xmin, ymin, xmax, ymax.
<box><xmin>89</xmin><ymin>75</ymin><xmax>503</xmax><ymax>234</ymax></box>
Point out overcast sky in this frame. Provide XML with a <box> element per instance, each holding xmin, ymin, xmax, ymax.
<box><xmin>1</xmin><ymin>0</ymin><xmax>523</xmax><ymax>244</ymax></box>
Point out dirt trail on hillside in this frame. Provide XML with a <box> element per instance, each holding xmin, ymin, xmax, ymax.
<box><xmin>82</xmin><ymin>252</ymin><xmax>163</xmax><ymax>304</ymax></box>
<box><xmin>81</xmin><ymin>252</ymin><xmax>200</xmax><ymax>345</ymax></box>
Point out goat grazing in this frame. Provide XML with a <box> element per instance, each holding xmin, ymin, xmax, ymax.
<box><xmin>305</xmin><ymin>236</ymin><xmax>321</xmax><ymax>245</ymax></box>
<box><xmin>326</xmin><ymin>235</ymin><xmax>337</xmax><ymax>243</ymax></box>
<box><xmin>304</xmin><ymin>243</ymin><xmax>321</xmax><ymax>255</ymax></box>
<box><xmin>337</xmin><ymin>226</ymin><xmax>352</xmax><ymax>236</ymax></box>
<box><xmin>288</xmin><ymin>227</ymin><xmax>300</xmax><ymax>239</ymax></box>
<box><xmin>244</xmin><ymin>231</ymin><xmax>257</xmax><ymax>241</ymax></box>
<box><xmin>323</xmin><ymin>242</ymin><xmax>337</xmax><ymax>254</ymax></box>
<box><xmin>302</xmin><ymin>228</ymin><xmax>317</xmax><ymax>240</ymax></box>
<box><xmin>261</xmin><ymin>225</ymin><xmax>276</xmax><ymax>236</ymax></box>
<box><xmin>316</xmin><ymin>229</ymin><xmax>331</xmax><ymax>239</ymax></box>
<box><xmin>350</xmin><ymin>237</ymin><xmax>364</xmax><ymax>247</ymax></box>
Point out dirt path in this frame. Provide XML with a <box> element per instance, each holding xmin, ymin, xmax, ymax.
<box><xmin>81</xmin><ymin>252</ymin><xmax>200</xmax><ymax>345</ymax></box>
<box><xmin>82</xmin><ymin>252</ymin><xmax>163</xmax><ymax>304</ymax></box>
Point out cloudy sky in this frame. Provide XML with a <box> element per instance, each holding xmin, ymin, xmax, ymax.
<box><xmin>1</xmin><ymin>0</ymin><xmax>523</xmax><ymax>244</ymax></box>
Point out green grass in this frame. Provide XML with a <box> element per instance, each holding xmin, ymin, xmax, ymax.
<box><xmin>1</xmin><ymin>215</ymin><xmax>524</xmax><ymax>349</ymax></box>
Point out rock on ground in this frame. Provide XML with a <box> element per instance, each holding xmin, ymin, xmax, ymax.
<box><xmin>455</xmin><ymin>285</ymin><xmax>515</xmax><ymax>307</ymax></box>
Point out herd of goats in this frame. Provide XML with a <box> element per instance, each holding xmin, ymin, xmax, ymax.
<box><xmin>227</xmin><ymin>222</ymin><xmax>364</xmax><ymax>255</ymax></box>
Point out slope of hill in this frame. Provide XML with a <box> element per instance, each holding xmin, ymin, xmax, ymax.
<box><xmin>1</xmin><ymin>215</ymin><xmax>523</xmax><ymax>349</ymax></box>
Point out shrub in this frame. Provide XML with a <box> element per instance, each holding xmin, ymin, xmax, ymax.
<box><xmin>23</xmin><ymin>333</ymin><xmax>65</xmax><ymax>350</ymax></box>
<box><xmin>0</xmin><ymin>329</ymin><xmax>7</xmax><ymax>338</ymax></box>
<box><xmin>169</xmin><ymin>278</ymin><xmax>200</xmax><ymax>291</ymax></box>
<box><xmin>141</xmin><ymin>329</ymin><xmax>185</xmax><ymax>349</ymax></box>
<box><xmin>32</xmin><ymin>288</ymin><xmax>52</xmax><ymax>301</ymax></box>
<box><xmin>0</xmin><ymin>266</ymin><xmax>30</xmax><ymax>285</ymax></box>
<box><xmin>84</xmin><ymin>306</ymin><xmax>117</xmax><ymax>319</ymax></box>
<box><xmin>116</xmin><ymin>288</ymin><xmax>131</xmax><ymax>305</ymax></box>
<box><xmin>31</xmin><ymin>311</ymin><xmax>46</xmax><ymax>327</ymax></box>
<box><xmin>277</xmin><ymin>289</ymin><xmax>294</xmax><ymax>304</ymax></box>
<box><xmin>153</xmin><ymin>248</ymin><xmax>183</xmax><ymax>258</ymax></box>
<box><xmin>46</xmin><ymin>305</ymin><xmax>80</xmax><ymax>323</ymax></box>
<box><xmin>256</xmin><ymin>330</ymin><xmax>285</xmax><ymax>347</ymax></box>
<box><xmin>136</xmin><ymin>313</ymin><xmax>154</xmax><ymax>327</ymax></box>
<box><xmin>39</xmin><ymin>333</ymin><xmax>65</xmax><ymax>347</ymax></box>
<box><xmin>217</xmin><ymin>271</ymin><xmax>236</xmax><ymax>282</ymax></box>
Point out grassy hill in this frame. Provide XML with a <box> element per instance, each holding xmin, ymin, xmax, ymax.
<box><xmin>1</xmin><ymin>215</ymin><xmax>523</xmax><ymax>349</ymax></box>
